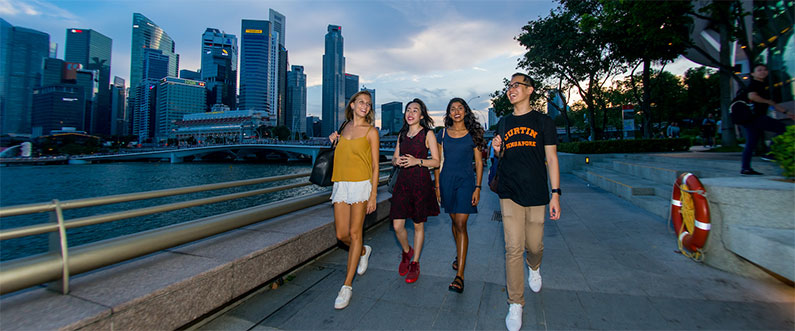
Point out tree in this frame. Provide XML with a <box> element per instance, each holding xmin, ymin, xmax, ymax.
<box><xmin>272</xmin><ymin>125</ymin><xmax>291</xmax><ymax>141</ymax></box>
<box><xmin>683</xmin><ymin>66</ymin><xmax>720</xmax><ymax>119</ymax></box>
<box><xmin>517</xmin><ymin>0</ymin><xmax>625</xmax><ymax>141</ymax></box>
<box><xmin>600</xmin><ymin>0</ymin><xmax>693</xmax><ymax>138</ymax></box>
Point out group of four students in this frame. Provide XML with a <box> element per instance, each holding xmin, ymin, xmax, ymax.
<box><xmin>327</xmin><ymin>73</ymin><xmax>561</xmax><ymax>331</ymax></box>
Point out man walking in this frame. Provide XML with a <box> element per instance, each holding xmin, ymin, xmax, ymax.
<box><xmin>492</xmin><ymin>73</ymin><xmax>561</xmax><ymax>331</ymax></box>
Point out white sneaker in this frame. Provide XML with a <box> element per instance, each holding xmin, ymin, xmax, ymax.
<box><xmin>505</xmin><ymin>303</ymin><xmax>523</xmax><ymax>331</ymax></box>
<box><xmin>357</xmin><ymin>245</ymin><xmax>372</xmax><ymax>275</ymax></box>
<box><xmin>334</xmin><ymin>285</ymin><xmax>352</xmax><ymax>309</ymax></box>
<box><xmin>528</xmin><ymin>267</ymin><xmax>542</xmax><ymax>292</ymax></box>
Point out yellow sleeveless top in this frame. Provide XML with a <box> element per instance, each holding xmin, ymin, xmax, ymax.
<box><xmin>332</xmin><ymin>127</ymin><xmax>373</xmax><ymax>182</ymax></box>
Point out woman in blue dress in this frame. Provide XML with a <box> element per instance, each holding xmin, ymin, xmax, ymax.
<box><xmin>434</xmin><ymin>97</ymin><xmax>485</xmax><ymax>293</ymax></box>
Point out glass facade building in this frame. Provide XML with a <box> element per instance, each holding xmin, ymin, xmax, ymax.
<box><xmin>31</xmin><ymin>85</ymin><xmax>85</xmax><ymax>137</ymax></box>
<box><xmin>344</xmin><ymin>73</ymin><xmax>359</xmax><ymax>103</ymax></box>
<box><xmin>380</xmin><ymin>101</ymin><xmax>402</xmax><ymax>134</ymax></box>
<box><xmin>322</xmin><ymin>25</ymin><xmax>345</xmax><ymax>136</ymax></box>
<box><xmin>110</xmin><ymin>76</ymin><xmax>127</xmax><ymax>136</ymax></box>
<box><xmin>286</xmin><ymin>65</ymin><xmax>307</xmax><ymax>135</ymax></box>
<box><xmin>201</xmin><ymin>28</ymin><xmax>237</xmax><ymax>110</ymax></box>
<box><xmin>270</xmin><ymin>9</ymin><xmax>288</xmax><ymax>127</ymax></box>
<box><xmin>130</xmin><ymin>13</ymin><xmax>178</xmax><ymax>88</ymax></box>
<box><xmin>65</xmin><ymin>28</ymin><xmax>112</xmax><ymax>135</ymax></box>
<box><xmin>156</xmin><ymin>77</ymin><xmax>207</xmax><ymax>141</ymax></box>
<box><xmin>240</xmin><ymin>19</ymin><xmax>276</xmax><ymax>125</ymax></box>
<box><xmin>0</xmin><ymin>19</ymin><xmax>50</xmax><ymax>135</ymax></box>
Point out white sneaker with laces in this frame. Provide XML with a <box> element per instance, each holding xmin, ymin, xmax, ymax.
<box><xmin>505</xmin><ymin>303</ymin><xmax>523</xmax><ymax>331</ymax></box>
<box><xmin>528</xmin><ymin>267</ymin><xmax>542</xmax><ymax>292</ymax></box>
<box><xmin>357</xmin><ymin>245</ymin><xmax>372</xmax><ymax>275</ymax></box>
<box><xmin>334</xmin><ymin>285</ymin><xmax>352</xmax><ymax>309</ymax></box>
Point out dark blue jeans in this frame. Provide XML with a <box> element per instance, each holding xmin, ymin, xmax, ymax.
<box><xmin>741</xmin><ymin>115</ymin><xmax>787</xmax><ymax>170</ymax></box>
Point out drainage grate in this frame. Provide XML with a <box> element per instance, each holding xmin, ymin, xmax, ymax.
<box><xmin>492</xmin><ymin>211</ymin><xmax>502</xmax><ymax>222</ymax></box>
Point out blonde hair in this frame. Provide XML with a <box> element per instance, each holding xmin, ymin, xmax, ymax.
<box><xmin>344</xmin><ymin>90</ymin><xmax>374</xmax><ymax>125</ymax></box>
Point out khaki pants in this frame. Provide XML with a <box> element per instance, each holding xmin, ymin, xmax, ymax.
<box><xmin>500</xmin><ymin>198</ymin><xmax>546</xmax><ymax>306</ymax></box>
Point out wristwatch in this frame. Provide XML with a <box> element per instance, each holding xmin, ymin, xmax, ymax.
<box><xmin>551</xmin><ymin>188</ymin><xmax>562</xmax><ymax>196</ymax></box>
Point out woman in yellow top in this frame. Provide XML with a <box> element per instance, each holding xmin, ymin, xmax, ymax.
<box><xmin>327</xmin><ymin>90</ymin><xmax>380</xmax><ymax>310</ymax></box>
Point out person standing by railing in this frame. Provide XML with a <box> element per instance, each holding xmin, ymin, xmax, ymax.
<box><xmin>327</xmin><ymin>90</ymin><xmax>380</xmax><ymax>310</ymax></box>
<box><xmin>434</xmin><ymin>97</ymin><xmax>485</xmax><ymax>294</ymax></box>
<box><xmin>390</xmin><ymin>98</ymin><xmax>440</xmax><ymax>284</ymax></box>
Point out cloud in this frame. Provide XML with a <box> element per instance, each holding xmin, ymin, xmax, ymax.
<box><xmin>1</xmin><ymin>0</ymin><xmax>77</xmax><ymax>21</ymax></box>
<box><xmin>473</xmin><ymin>66</ymin><xmax>487</xmax><ymax>72</ymax></box>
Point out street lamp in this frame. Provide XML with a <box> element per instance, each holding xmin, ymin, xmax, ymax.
<box><xmin>467</xmin><ymin>95</ymin><xmax>481</xmax><ymax>105</ymax></box>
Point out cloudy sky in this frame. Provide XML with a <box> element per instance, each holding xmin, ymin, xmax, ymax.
<box><xmin>2</xmin><ymin>0</ymin><xmax>697</xmax><ymax>126</ymax></box>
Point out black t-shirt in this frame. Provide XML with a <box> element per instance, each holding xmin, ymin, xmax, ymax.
<box><xmin>747</xmin><ymin>79</ymin><xmax>770</xmax><ymax>117</ymax></box>
<box><xmin>496</xmin><ymin>111</ymin><xmax>558</xmax><ymax>207</ymax></box>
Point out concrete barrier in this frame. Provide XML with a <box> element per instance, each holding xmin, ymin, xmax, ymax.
<box><xmin>701</xmin><ymin>176</ymin><xmax>795</xmax><ymax>282</ymax></box>
<box><xmin>0</xmin><ymin>187</ymin><xmax>393</xmax><ymax>330</ymax></box>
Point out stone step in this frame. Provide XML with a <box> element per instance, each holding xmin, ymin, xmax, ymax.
<box><xmin>725</xmin><ymin>225</ymin><xmax>795</xmax><ymax>282</ymax></box>
<box><xmin>617</xmin><ymin>153</ymin><xmax>782</xmax><ymax>175</ymax></box>
<box><xmin>631</xmin><ymin>195</ymin><xmax>671</xmax><ymax>220</ymax></box>
<box><xmin>580</xmin><ymin>166</ymin><xmax>657</xmax><ymax>199</ymax></box>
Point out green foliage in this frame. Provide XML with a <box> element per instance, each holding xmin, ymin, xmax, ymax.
<box><xmin>558</xmin><ymin>138</ymin><xmax>691</xmax><ymax>154</ymax></box>
<box><xmin>771</xmin><ymin>126</ymin><xmax>795</xmax><ymax>178</ymax></box>
<box><xmin>272</xmin><ymin>125</ymin><xmax>291</xmax><ymax>141</ymax></box>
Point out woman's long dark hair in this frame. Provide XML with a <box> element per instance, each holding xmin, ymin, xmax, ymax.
<box><xmin>444</xmin><ymin>97</ymin><xmax>486</xmax><ymax>148</ymax></box>
<box><xmin>398</xmin><ymin>98</ymin><xmax>434</xmax><ymax>143</ymax></box>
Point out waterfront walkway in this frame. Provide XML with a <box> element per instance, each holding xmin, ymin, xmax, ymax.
<box><xmin>195</xmin><ymin>174</ymin><xmax>794</xmax><ymax>330</ymax></box>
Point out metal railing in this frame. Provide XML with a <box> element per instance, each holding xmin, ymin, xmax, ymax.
<box><xmin>0</xmin><ymin>163</ymin><xmax>391</xmax><ymax>295</ymax></box>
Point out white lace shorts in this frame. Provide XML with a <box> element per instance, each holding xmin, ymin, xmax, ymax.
<box><xmin>331</xmin><ymin>180</ymin><xmax>372</xmax><ymax>204</ymax></box>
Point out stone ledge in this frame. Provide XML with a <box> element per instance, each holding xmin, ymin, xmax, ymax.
<box><xmin>0</xmin><ymin>187</ymin><xmax>392</xmax><ymax>330</ymax></box>
<box><xmin>701</xmin><ymin>177</ymin><xmax>794</xmax><ymax>282</ymax></box>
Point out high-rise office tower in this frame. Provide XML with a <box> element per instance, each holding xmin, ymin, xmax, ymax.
<box><xmin>156</xmin><ymin>77</ymin><xmax>206</xmax><ymax>141</ymax></box>
<box><xmin>240</xmin><ymin>19</ymin><xmax>277</xmax><ymax>125</ymax></box>
<box><xmin>488</xmin><ymin>107</ymin><xmax>499</xmax><ymax>129</ymax></box>
<box><xmin>130</xmin><ymin>13</ymin><xmax>178</xmax><ymax>87</ymax></box>
<box><xmin>361</xmin><ymin>87</ymin><xmax>375</xmax><ymax>116</ymax></box>
<box><xmin>344</xmin><ymin>73</ymin><xmax>359</xmax><ymax>103</ymax></box>
<box><xmin>286</xmin><ymin>65</ymin><xmax>306</xmax><ymax>135</ymax></box>
<box><xmin>74</xmin><ymin>67</ymin><xmax>99</xmax><ymax>135</ymax></box>
<box><xmin>31</xmin><ymin>85</ymin><xmax>85</xmax><ymax>137</ymax></box>
<box><xmin>321</xmin><ymin>25</ymin><xmax>345</xmax><ymax>136</ymax></box>
<box><xmin>268</xmin><ymin>31</ymin><xmax>280</xmax><ymax>124</ymax></box>
<box><xmin>110</xmin><ymin>77</ymin><xmax>127</xmax><ymax>136</ymax></box>
<box><xmin>131</xmin><ymin>49</ymin><xmax>169</xmax><ymax>140</ymax></box>
<box><xmin>201</xmin><ymin>28</ymin><xmax>237</xmax><ymax>110</ymax></box>
<box><xmin>270</xmin><ymin>9</ymin><xmax>288</xmax><ymax>127</ymax></box>
<box><xmin>381</xmin><ymin>101</ymin><xmax>402</xmax><ymax>134</ymax></box>
<box><xmin>0</xmin><ymin>18</ymin><xmax>50</xmax><ymax>135</ymax></box>
<box><xmin>65</xmin><ymin>28</ymin><xmax>112</xmax><ymax>135</ymax></box>
<box><xmin>179</xmin><ymin>69</ymin><xmax>200</xmax><ymax>80</ymax></box>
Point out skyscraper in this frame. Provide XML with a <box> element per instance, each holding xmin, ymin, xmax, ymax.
<box><xmin>110</xmin><ymin>77</ymin><xmax>127</xmax><ymax>136</ymax></box>
<box><xmin>322</xmin><ymin>25</ymin><xmax>345</xmax><ymax>136</ymax></box>
<box><xmin>1</xmin><ymin>18</ymin><xmax>50</xmax><ymax>135</ymax></box>
<box><xmin>381</xmin><ymin>101</ymin><xmax>402</xmax><ymax>134</ymax></box>
<box><xmin>201</xmin><ymin>28</ymin><xmax>237</xmax><ymax>110</ymax></box>
<box><xmin>130</xmin><ymin>13</ymin><xmax>178</xmax><ymax>88</ymax></box>
<box><xmin>240</xmin><ymin>19</ymin><xmax>277</xmax><ymax>125</ymax></box>
<box><xmin>156</xmin><ymin>77</ymin><xmax>206</xmax><ymax>141</ymax></box>
<box><xmin>286</xmin><ymin>65</ymin><xmax>306</xmax><ymax>135</ymax></box>
<box><xmin>344</xmin><ymin>73</ymin><xmax>359</xmax><ymax>103</ymax></box>
<box><xmin>270</xmin><ymin>9</ymin><xmax>288</xmax><ymax>127</ymax></box>
<box><xmin>65</xmin><ymin>28</ymin><xmax>112</xmax><ymax>135</ymax></box>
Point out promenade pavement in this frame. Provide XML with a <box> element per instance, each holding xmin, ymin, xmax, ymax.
<box><xmin>197</xmin><ymin>174</ymin><xmax>794</xmax><ymax>330</ymax></box>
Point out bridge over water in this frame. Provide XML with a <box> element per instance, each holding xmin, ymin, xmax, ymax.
<box><xmin>69</xmin><ymin>143</ymin><xmax>397</xmax><ymax>164</ymax></box>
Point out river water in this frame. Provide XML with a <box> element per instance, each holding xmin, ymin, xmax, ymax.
<box><xmin>0</xmin><ymin>161</ymin><xmax>327</xmax><ymax>261</ymax></box>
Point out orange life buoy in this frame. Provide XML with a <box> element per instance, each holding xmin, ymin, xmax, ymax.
<box><xmin>670</xmin><ymin>172</ymin><xmax>711</xmax><ymax>253</ymax></box>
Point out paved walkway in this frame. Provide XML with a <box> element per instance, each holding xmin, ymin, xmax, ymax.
<box><xmin>197</xmin><ymin>174</ymin><xmax>794</xmax><ymax>330</ymax></box>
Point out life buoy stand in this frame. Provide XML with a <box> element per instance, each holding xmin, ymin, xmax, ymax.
<box><xmin>670</xmin><ymin>172</ymin><xmax>710</xmax><ymax>260</ymax></box>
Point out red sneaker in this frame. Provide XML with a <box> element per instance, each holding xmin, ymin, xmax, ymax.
<box><xmin>398</xmin><ymin>247</ymin><xmax>413</xmax><ymax>276</ymax></box>
<box><xmin>405</xmin><ymin>261</ymin><xmax>420</xmax><ymax>283</ymax></box>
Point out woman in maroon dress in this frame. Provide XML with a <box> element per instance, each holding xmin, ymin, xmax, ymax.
<box><xmin>390</xmin><ymin>98</ymin><xmax>441</xmax><ymax>283</ymax></box>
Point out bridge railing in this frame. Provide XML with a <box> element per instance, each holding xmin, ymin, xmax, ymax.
<box><xmin>0</xmin><ymin>163</ymin><xmax>392</xmax><ymax>295</ymax></box>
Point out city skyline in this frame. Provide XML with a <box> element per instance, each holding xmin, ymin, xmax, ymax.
<box><xmin>3</xmin><ymin>0</ymin><xmax>700</xmax><ymax>126</ymax></box>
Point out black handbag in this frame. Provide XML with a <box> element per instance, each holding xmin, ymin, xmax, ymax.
<box><xmin>489</xmin><ymin>117</ymin><xmax>507</xmax><ymax>192</ymax></box>
<box><xmin>309</xmin><ymin>122</ymin><xmax>348</xmax><ymax>186</ymax></box>
<box><xmin>387</xmin><ymin>167</ymin><xmax>400</xmax><ymax>193</ymax></box>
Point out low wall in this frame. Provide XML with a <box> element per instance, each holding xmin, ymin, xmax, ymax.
<box><xmin>0</xmin><ymin>187</ymin><xmax>392</xmax><ymax>330</ymax></box>
<box><xmin>701</xmin><ymin>177</ymin><xmax>795</xmax><ymax>282</ymax></box>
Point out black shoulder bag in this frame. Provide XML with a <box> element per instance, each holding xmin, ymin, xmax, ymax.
<box><xmin>309</xmin><ymin>121</ymin><xmax>348</xmax><ymax>186</ymax></box>
<box><xmin>488</xmin><ymin>117</ymin><xmax>508</xmax><ymax>192</ymax></box>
